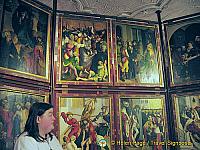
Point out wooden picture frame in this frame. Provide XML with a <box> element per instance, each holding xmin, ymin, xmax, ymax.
<box><xmin>0</xmin><ymin>85</ymin><xmax>48</xmax><ymax>150</ymax></box>
<box><xmin>56</xmin><ymin>93</ymin><xmax>114</xmax><ymax>150</ymax></box>
<box><xmin>0</xmin><ymin>0</ymin><xmax>51</xmax><ymax>81</ymax></box>
<box><xmin>165</xmin><ymin>17</ymin><xmax>200</xmax><ymax>86</ymax></box>
<box><xmin>114</xmin><ymin>22</ymin><xmax>163</xmax><ymax>86</ymax></box>
<box><xmin>58</xmin><ymin>17</ymin><xmax>112</xmax><ymax>85</ymax></box>
<box><xmin>117</xmin><ymin>95</ymin><xmax>167</xmax><ymax>149</ymax></box>
<box><xmin>172</xmin><ymin>93</ymin><xmax>200</xmax><ymax>149</ymax></box>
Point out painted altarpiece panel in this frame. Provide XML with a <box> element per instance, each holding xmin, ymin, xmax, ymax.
<box><xmin>57</xmin><ymin>94</ymin><xmax>114</xmax><ymax>150</ymax></box>
<box><xmin>117</xmin><ymin>95</ymin><xmax>168</xmax><ymax>150</ymax></box>
<box><xmin>0</xmin><ymin>0</ymin><xmax>50</xmax><ymax>81</ymax></box>
<box><xmin>173</xmin><ymin>94</ymin><xmax>200</xmax><ymax>149</ymax></box>
<box><xmin>0</xmin><ymin>86</ymin><xmax>48</xmax><ymax>150</ymax></box>
<box><xmin>114</xmin><ymin>22</ymin><xmax>163</xmax><ymax>86</ymax></box>
<box><xmin>58</xmin><ymin>17</ymin><xmax>112</xmax><ymax>85</ymax></box>
<box><xmin>165</xmin><ymin>17</ymin><xmax>200</xmax><ymax>85</ymax></box>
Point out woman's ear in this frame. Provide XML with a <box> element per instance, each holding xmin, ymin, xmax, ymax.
<box><xmin>36</xmin><ymin>116</ymin><xmax>41</xmax><ymax>124</ymax></box>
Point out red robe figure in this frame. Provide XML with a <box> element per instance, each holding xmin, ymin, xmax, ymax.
<box><xmin>0</xmin><ymin>99</ymin><xmax>13</xmax><ymax>138</ymax></box>
<box><xmin>61</xmin><ymin>112</ymin><xmax>80</xmax><ymax>143</ymax></box>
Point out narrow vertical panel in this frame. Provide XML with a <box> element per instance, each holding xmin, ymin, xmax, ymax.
<box><xmin>173</xmin><ymin>94</ymin><xmax>200</xmax><ymax>149</ymax></box>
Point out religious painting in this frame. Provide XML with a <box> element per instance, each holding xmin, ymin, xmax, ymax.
<box><xmin>59</xmin><ymin>18</ymin><xmax>111</xmax><ymax>84</ymax></box>
<box><xmin>114</xmin><ymin>23</ymin><xmax>163</xmax><ymax>86</ymax></box>
<box><xmin>0</xmin><ymin>0</ymin><xmax>50</xmax><ymax>79</ymax></box>
<box><xmin>0</xmin><ymin>88</ymin><xmax>47</xmax><ymax>150</ymax></box>
<box><xmin>166</xmin><ymin>17</ymin><xmax>200</xmax><ymax>85</ymax></box>
<box><xmin>173</xmin><ymin>94</ymin><xmax>200</xmax><ymax>149</ymax></box>
<box><xmin>58</xmin><ymin>96</ymin><xmax>112</xmax><ymax>150</ymax></box>
<box><xmin>119</xmin><ymin>96</ymin><xmax>167</xmax><ymax>149</ymax></box>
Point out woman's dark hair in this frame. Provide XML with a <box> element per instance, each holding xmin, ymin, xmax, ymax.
<box><xmin>24</xmin><ymin>102</ymin><xmax>53</xmax><ymax>142</ymax></box>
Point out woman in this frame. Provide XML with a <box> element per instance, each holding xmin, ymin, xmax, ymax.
<box><xmin>14</xmin><ymin>102</ymin><xmax>63</xmax><ymax>150</ymax></box>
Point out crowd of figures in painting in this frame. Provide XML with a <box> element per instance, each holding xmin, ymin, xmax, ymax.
<box><xmin>0</xmin><ymin>0</ymin><xmax>48</xmax><ymax>77</ymax></box>
<box><xmin>116</xmin><ymin>24</ymin><xmax>161</xmax><ymax>84</ymax></box>
<box><xmin>0</xmin><ymin>91</ymin><xmax>44</xmax><ymax>150</ymax></box>
<box><xmin>120</xmin><ymin>98</ymin><xmax>166</xmax><ymax>150</ymax></box>
<box><xmin>61</xmin><ymin>19</ymin><xmax>109</xmax><ymax>82</ymax></box>
<box><xmin>170</xmin><ymin>23</ymin><xmax>200</xmax><ymax>84</ymax></box>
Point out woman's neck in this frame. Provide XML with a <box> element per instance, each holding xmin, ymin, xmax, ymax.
<box><xmin>39</xmin><ymin>130</ymin><xmax>46</xmax><ymax>139</ymax></box>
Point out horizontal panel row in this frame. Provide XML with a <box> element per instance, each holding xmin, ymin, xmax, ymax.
<box><xmin>0</xmin><ymin>86</ymin><xmax>199</xmax><ymax>149</ymax></box>
<box><xmin>0</xmin><ymin>1</ymin><xmax>199</xmax><ymax>87</ymax></box>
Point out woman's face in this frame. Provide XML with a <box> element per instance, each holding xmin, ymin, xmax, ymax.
<box><xmin>37</xmin><ymin>108</ymin><xmax>55</xmax><ymax>136</ymax></box>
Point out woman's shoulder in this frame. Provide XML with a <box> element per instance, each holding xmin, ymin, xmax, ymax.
<box><xmin>14</xmin><ymin>132</ymin><xmax>38</xmax><ymax>150</ymax></box>
<box><xmin>48</xmin><ymin>133</ymin><xmax>63</xmax><ymax>150</ymax></box>
<box><xmin>17</xmin><ymin>132</ymin><xmax>37</xmax><ymax>143</ymax></box>
<box><xmin>50</xmin><ymin>133</ymin><xmax>59</xmax><ymax>141</ymax></box>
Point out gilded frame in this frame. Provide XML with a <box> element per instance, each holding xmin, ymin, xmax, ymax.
<box><xmin>117</xmin><ymin>94</ymin><xmax>168</xmax><ymax>149</ymax></box>
<box><xmin>0</xmin><ymin>0</ymin><xmax>51</xmax><ymax>82</ymax></box>
<box><xmin>172</xmin><ymin>93</ymin><xmax>200</xmax><ymax>149</ymax></box>
<box><xmin>165</xmin><ymin>17</ymin><xmax>200</xmax><ymax>86</ymax></box>
<box><xmin>0</xmin><ymin>85</ymin><xmax>48</xmax><ymax>150</ymax></box>
<box><xmin>57</xmin><ymin>16</ymin><xmax>112</xmax><ymax>86</ymax></box>
<box><xmin>113</xmin><ymin>21</ymin><xmax>163</xmax><ymax>87</ymax></box>
<box><xmin>56</xmin><ymin>93</ymin><xmax>114</xmax><ymax>150</ymax></box>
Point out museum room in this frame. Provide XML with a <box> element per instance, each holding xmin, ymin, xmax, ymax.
<box><xmin>0</xmin><ymin>0</ymin><xmax>199</xmax><ymax>149</ymax></box>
